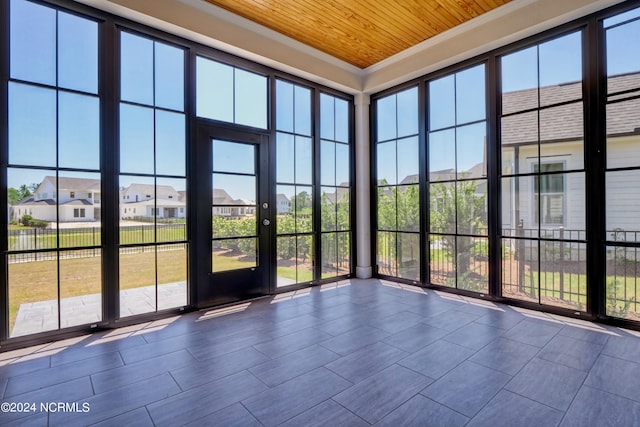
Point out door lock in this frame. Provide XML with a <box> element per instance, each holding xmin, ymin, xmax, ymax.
<box><xmin>262</xmin><ymin>219</ymin><xmax>271</xmax><ymax>226</ymax></box>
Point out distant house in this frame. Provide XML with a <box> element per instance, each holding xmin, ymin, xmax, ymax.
<box><xmin>276</xmin><ymin>193</ymin><xmax>291</xmax><ymax>214</ymax></box>
<box><xmin>120</xmin><ymin>183</ymin><xmax>185</xmax><ymax>220</ymax></box>
<box><xmin>212</xmin><ymin>189</ymin><xmax>255</xmax><ymax>217</ymax></box>
<box><xmin>12</xmin><ymin>176</ymin><xmax>101</xmax><ymax>223</ymax></box>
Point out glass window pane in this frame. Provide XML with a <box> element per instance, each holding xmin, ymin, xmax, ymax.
<box><xmin>213</xmin><ymin>238</ymin><xmax>257</xmax><ymax>272</ymax></box>
<box><xmin>155</xmin><ymin>42</ymin><xmax>184</xmax><ymax>111</ymax></box>
<box><xmin>429</xmin><ymin>129</ymin><xmax>455</xmax><ymax>181</ymax></box>
<box><xmin>157</xmin><ymin>243</ymin><xmax>188</xmax><ymax>310</ymax></box>
<box><xmin>10</xmin><ymin>0</ymin><xmax>56</xmax><ymax>85</ymax></box>
<box><xmin>156</xmin><ymin>111</ymin><xmax>186</xmax><ymax>176</ymax></box>
<box><xmin>9</xmin><ymin>252</ymin><xmax>58</xmax><ymax>337</ymax></box>
<box><xmin>458</xmin><ymin>236</ymin><xmax>488</xmax><ymax>293</ymax></box>
<box><xmin>58</xmin><ymin>12</ymin><xmax>98</xmax><ymax>93</ymax></box>
<box><xmin>377</xmin><ymin>94</ymin><xmax>396</xmax><ymax>142</ymax></box>
<box><xmin>156</xmin><ymin>177</ymin><xmax>186</xmax><ymax>243</ymax></box>
<box><xmin>196</xmin><ymin>57</ymin><xmax>233</xmax><ymax>122</ymax></box>
<box><xmin>397</xmin><ymin>185</ymin><xmax>419</xmax><ymax>232</ymax></box>
<box><xmin>501</xmin><ymin>111</ymin><xmax>539</xmax><ymax>171</ymax></box>
<box><xmin>321</xmin><ymin>141</ymin><xmax>336</xmax><ymax>186</ymax></box>
<box><xmin>321</xmin><ymin>233</ymin><xmax>338</xmax><ymax>278</ymax></box>
<box><xmin>276</xmin><ymin>133</ymin><xmax>295</xmax><ymax>183</ymax></box>
<box><xmin>335</xmin><ymin>98</ymin><xmax>349</xmax><ymax>143</ymax></box>
<box><xmin>276</xmin><ymin>236</ymin><xmax>297</xmax><ymax>286</ymax></box>
<box><xmin>378</xmin><ymin>231</ymin><xmax>397</xmax><ymax>277</ymax></box>
<box><xmin>276</xmin><ymin>80</ymin><xmax>294</xmax><ymax>132</ymax></box>
<box><xmin>539</xmin><ymin>241</ymin><xmax>586</xmax><ymax>310</ymax></box>
<box><xmin>212</xmin><ymin>210</ymin><xmax>256</xmax><ymax>238</ymax></box>
<box><xmin>59</xmin><ymin>92</ymin><xmax>100</xmax><ymax>170</ymax></box>
<box><xmin>430</xmin><ymin>234</ymin><xmax>454</xmax><ymax>287</ymax></box>
<box><xmin>320</xmin><ymin>94</ymin><xmax>334</xmax><ymax>140</ymax></box>
<box><xmin>607</xmin><ymin>98</ymin><xmax>640</xmax><ymax>169</ymax></box>
<box><xmin>539</xmin><ymin>102</ymin><xmax>583</xmax><ymax>166</ymax></box>
<box><xmin>501</xmin><ymin>46</ymin><xmax>538</xmax><ymax>114</ymax></box>
<box><xmin>276</xmin><ymin>185</ymin><xmax>295</xmax><ymax>235</ymax></box>
<box><xmin>607</xmin><ymin>170</ymin><xmax>640</xmax><ymax>242</ymax></box>
<box><xmin>120</xmin><ymin>104</ymin><xmax>154</xmax><ymax>174</ymax></box>
<box><xmin>321</xmin><ymin>187</ymin><xmax>337</xmax><ymax>232</ymax></box>
<box><xmin>120</xmin><ymin>175</ymin><xmax>155</xmax><ymax>244</ymax></box>
<box><xmin>606</xmin><ymin>19</ymin><xmax>640</xmax><ymax>88</ymax></box>
<box><xmin>336</xmin><ymin>143</ymin><xmax>350</xmax><ymax>186</ymax></box>
<box><xmin>120</xmin><ymin>32</ymin><xmax>153</xmax><ymax>105</ymax></box>
<box><xmin>377</xmin><ymin>141</ymin><xmax>397</xmax><ymax>185</ymax></box>
<box><xmin>336</xmin><ymin>188</ymin><xmax>350</xmax><ymax>231</ymax></box>
<box><xmin>378</xmin><ymin>187</ymin><xmax>397</xmax><ymax>231</ymax></box>
<box><xmin>457</xmin><ymin>179</ymin><xmax>488</xmax><ymax>235</ymax></box>
<box><xmin>397</xmin><ymin>87</ymin><xmax>418</xmax><ymax>137</ymax></box>
<box><xmin>501</xmin><ymin>176</ymin><xmax>539</xmax><ymax>239</ymax></box>
<box><xmin>295</xmin><ymin>136</ymin><xmax>313</xmax><ymax>185</ymax></box>
<box><xmin>235</xmin><ymin>69</ymin><xmax>267</xmax><ymax>129</ymax></box>
<box><xmin>337</xmin><ymin>232</ymin><xmax>351</xmax><ymax>276</ymax></box>
<box><xmin>606</xmin><ymin>245</ymin><xmax>640</xmax><ymax>320</ymax></box>
<box><xmin>429</xmin><ymin>182</ymin><xmax>455</xmax><ymax>234</ymax></box>
<box><xmin>397</xmin><ymin>137</ymin><xmax>419</xmax><ymax>184</ymax></box>
<box><xmin>294</xmin><ymin>186</ymin><xmax>313</xmax><ymax>233</ymax></box>
<box><xmin>604</xmin><ymin>7</ymin><xmax>640</xmax><ymax>28</ymax></box>
<box><xmin>213</xmin><ymin>140</ymin><xmax>255</xmax><ymax>174</ymax></box>
<box><xmin>294</xmin><ymin>86</ymin><xmax>311</xmax><ymax>136</ymax></box>
<box><xmin>60</xmin><ymin>249</ymin><xmax>102</xmax><ymax>327</ymax></box>
<box><xmin>539</xmin><ymin>32</ymin><xmax>583</xmax><ymax>106</ymax></box>
<box><xmin>8</xmin><ymin>168</ymin><xmax>56</xmax><ymax>248</ymax></box>
<box><xmin>456</xmin><ymin>65</ymin><xmax>486</xmax><ymax>124</ymax></box>
<box><xmin>501</xmin><ymin>238</ymin><xmax>539</xmax><ymax>303</ymax></box>
<box><xmin>457</xmin><ymin>123</ymin><xmax>487</xmax><ymax>179</ymax></box>
<box><xmin>398</xmin><ymin>233</ymin><xmax>420</xmax><ymax>281</ymax></box>
<box><xmin>119</xmin><ymin>246</ymin><xmax>156</xmax><ymax>316</ymax></box>
<box><xmin>58</xmin><ymin>171</ymin><xmax>101</xmax><ymax>248</ymax></box>
<box><xmin>296</xmin><ymin>235</ymin><xmax>314</xmax><ymax>283</ymax></box>
<box><xmin>9</xmin><ymin>83</ymin><xmax>56</xmax><ymax>167</ymax></box>
<box><xmin>429</xmin><ymin>75</ymin><xmax>455</xmax><ymax>131</ymax></box>
<box><xmin>213</xmin><ymin>174</ymin><xmax>256</xmax><ymax>205</ymax></box>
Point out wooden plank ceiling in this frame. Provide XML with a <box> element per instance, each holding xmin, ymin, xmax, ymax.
<box><xmin>204</xmin><ymin>0</ymin><xmax>512</xmax><ymax>68</ymax></box>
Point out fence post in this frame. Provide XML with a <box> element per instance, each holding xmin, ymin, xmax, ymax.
<box><xmin>517</xmin><ymin>220</ymin><xmax>525</xmax><ymax>293</ymax></box>
<box><xmin>559</xmin><ymin>227</ymin><xmax>565</xmax><ymax>301</ymax></box>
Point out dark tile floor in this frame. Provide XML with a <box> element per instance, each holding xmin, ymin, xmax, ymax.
<box><xmin>1</xmin><ymin>278</ymin><xmax>640</xmax><ymax>426</ymax></box>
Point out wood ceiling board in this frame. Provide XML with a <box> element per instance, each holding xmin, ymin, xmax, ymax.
<box><xmin>204</xmin><ymin>0</ymin><xmax>512</xmax><ymax>68</ymax></box>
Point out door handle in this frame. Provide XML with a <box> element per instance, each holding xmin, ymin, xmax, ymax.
<box><xmin>262</xmin><ymin>219</ymin><xmax>271</xmax><ymax>226</ymax></box>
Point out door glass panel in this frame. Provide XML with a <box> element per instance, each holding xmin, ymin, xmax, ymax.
<box><xmin>212</xmin><ymin>139</ymin><xmax>258</xmax><ymax>272</ymax></box>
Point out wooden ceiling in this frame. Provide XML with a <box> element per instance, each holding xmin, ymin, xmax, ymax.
<box><xmin>204</xmin><ymin>0</ymin><xmax>512</xmax><ymax>68</ymax></box>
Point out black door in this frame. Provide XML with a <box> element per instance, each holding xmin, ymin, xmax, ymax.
<box><xmin>194</xmin><ymin>124</ymin><xmax>272</xmax><ymax>306</ymax></box>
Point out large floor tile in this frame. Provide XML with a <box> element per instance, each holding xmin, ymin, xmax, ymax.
<box><xmin>538</xmin><ymin>334</ymin><xmax>603</xmax><ymax>371</ymax></box>
<box><xmin>253</xmin><ymin>327</ymin><xmax>333</xmax><ymax>358</ymax></box>
<box><xmin>242</xmin><ymin>367</ymin><xmax>352</xmax><ymax>427</ymax></box>
<box><xmin>398</xmin><ymin>339</ymin><xmax>474</xmax><ymax>379</ymax></box>
<box><xmin>502</xmin><ymin>319</ymin><xmax>561</xmax><ymax>348</ymax></box>
<box><xmin>421</xmin><ymin>360</ymin><xmax>511</xmax><ymax>417</ymax></box>
<box><xmin>319</xmin><ymin>326</ymin><xmax>390</xmax><ymax>356</ymax></box>
<box><xmin>333</xmin><ymin>364</ymin><xmax>433</xmax><ymax>424</ymax></box>
<box><xmin>325</xmin><ymin>341</ymin><xmax>408</xmax><ymax>383</ymax></box>
<box><xmin>602</xmin><ymin>334</ymin><xmax>640</xmax><ymax>363</ymax></box>
<box><xmin>280</xmin><ymin>399</ymin><xmax>369</xmax><ymax>427</ymax></box>
<box><xmin>382</xmin><ymin>323</ymin><xmax>449</xmax><ymax>353</ymax></box>
<box><xmin>442</xmin><ymin>321</ymin><xmax>503</xmax><ymax>350</ymax></box>
<box><xmin>505</xmin><ymin>358</ymin><xmax>586</xmax><ymax>411</ymax></box>
<box><xmin>421</xmin><ymin>310</ymin><xmax>480</xmax><ymax>332</ymax></box>
<box><xmin>585</xmin><ymin>354</ymin><xmax>640</xmax><ymax>402</ymax></box>
<box><xmin>375</xmin><ymin>394</ymin><xmax>469</xmax><ymax>427</ymax></box>
<box><xmin>561</xmin><ymin>386</ymin><xmax>640</xmax><ymax>427</ymax></box>
<box><xmin>469</xmin><ymin>337</ymin><xmax>539</xmax><ymax>375</ymax></box>
<box><xmin>91</xmin><ymin>407</ymin><xmax>155</xmax><ymax>427</ymax></box>
<box><xmin>467</xmin><ymin>390</ymin><xmax>563</xmax><ymax>427</ymax></box>
<box><xmin>184</xmin><ymin>403</ymin><xmax>262</xmax><ymax>427</ymax></box>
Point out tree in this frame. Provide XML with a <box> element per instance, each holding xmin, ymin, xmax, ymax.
<box><xmin>429</xmin><ymin>180</ymin><xmax>486</xmax><ymax>288</ymax></box>
<box><xmin>8</xmin><ymin>188</ymin><xmax>21</xmax><ymax>205</ymax></box>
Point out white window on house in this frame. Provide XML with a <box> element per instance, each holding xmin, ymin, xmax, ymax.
<box><xmin>168</xmin><ymin>195</ymin><xmax>173</xmax><ymax>199</ymax></box>
<box><xmin>74</xmin><ymin>208</ymin><xmax>86</xmax><ymax>218</ymax></box>
<box><xmin>534</xmin><ymin>162</ymin><xmax>565</xmax><ymax>226</ymax></box>
<box><xmin>70</xmin><ymin>191</ymin><xmax>75</xmax><ymax>198</ymax></box>
<box><xmin>133</xmin><ymin>208</ymin><xmax>136</xmax><ymax>213</ymax></box>
<box><xmin>146</xmin><ymin>194</ymin><xmax>152</xmax><ymax>198</ymax></box>
<box><xmin>152</xmin><ymin>208</ymin><xmax>159</xmax><ymax>216</ymax></box>
<box><xmin>180</xmin><ymin>208</ymin><xmax>184</xmax><ymax>213</ymax></box>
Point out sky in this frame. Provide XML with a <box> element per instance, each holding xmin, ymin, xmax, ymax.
<box><xmin>7</xmin><ymin>0</ymin><xmax>640</xmax><ymax>198</ymax></box>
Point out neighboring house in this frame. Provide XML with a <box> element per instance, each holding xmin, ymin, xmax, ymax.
<box><xmin>322</xmin><ymin>185</ymin><xmax>350</xmax><ymax>209</ymax></box>
<box><xmin>276</xmin><ymin>193</ymin><xmax>291</xmax><ymax>214</ymax></box>
<box><xmin>212</xmin><ymin>189</ymin><xmax>256</xmax><ymax>217</ymax></box>
<box><xmin>12</xmin><ymin>176</ymin><xmax>101</xmax><ymax>223</ymax></box>
<box><xmin>120</xmin><ymin>183</ymin><xmax>185</xmax><ymax>220</ymax></box>
<box><xmin>501</xmin><ymin>72</ymin><xmax>640</xmax><ymax>236</ymax></box>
